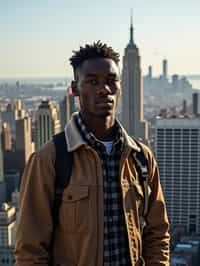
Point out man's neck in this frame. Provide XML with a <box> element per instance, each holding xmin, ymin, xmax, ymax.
<box><xmin>80</xmin><ymin>112</ymin><xmax>116</xmax><ymax>141</ymax></box>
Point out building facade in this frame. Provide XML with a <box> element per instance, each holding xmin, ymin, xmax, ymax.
<box><xmin>35</xmin><ymin>100</ymin><xmax>61</xmax><ymax>150</ymax></box>
<box><xmin>59</xmin><ymin>93</ymin><xmax>75</xmax><ymax>130</ymax></box>
<box><xmin>0</xmin><ymin>203</ymin><xmax>16</xmax><ymax>246</ymax></box>
<box><xmin>0</xmin><ymin>203</ymin><xmax>16</xmax><ymax>266</ymax></box>
<box><xmin>2</xmin><ymin>123</ymin><xmax>12</xmax><ymax>152</ymax></box>
<box><xmin>193</xmin><ymin>92</ymin><xmax>200</xmax><ymax>116</ymax></box>
<box><xmin>0</xmin><ymin>115</ymin><xmax>6</xmax><ymax>205</ymax></box>
<box><xmin>16</xmin><ymin>115</ymin><xmax>33</xmax><ymax>167</ymax></box>
<box><xmin>121</xmin><ymin>17</ymin><xmax>148</xmax><ymax>142</ymax></box>
<box><xmin>0</xmin><ymin>115</ymin><xmax>4</xmax><ymax>183</ymax></box>
<box><xmin>155</xmin><ymin>117</ymin><xmax>200</xmax><ymax>234</ymax></box>
<box><xmin>2</xmin><ymin>99</ymin><xmax>27</xmax><ymax>137</ymax></box>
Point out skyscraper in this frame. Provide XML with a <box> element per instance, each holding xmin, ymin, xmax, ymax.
<box><xmin>0</xmin><ymin>203</ymin><xmax>16</xmax><ymax>246</ymax></box>
<box><xmin>162</xmin><ymin>59</ymin><xmax>168</xmax><ymax>79</ymax></box>
<box><xmin>155</xmin><ymin>117</ymin><xmax>200</xmax><ymax>234</ymax></box>
<box><xmin>15</xmin><ymin>114</ymin><xmax>33</xmax><ymax>172</ymax></box>
<box><xmin>121</xmin><ymin>15</ymin><xmax>148</xmax><ymax>141</ymax></box>
<box><xmin>0</xmin><ymin>203</ymin><xmax>16</xmax><ymax>265</ymax></box>
<box><xmin>2</xmin><ymin>99</ymin><xmax>27</xmax><ymax>136</ymax></box>
<box><xmin>2</xmin><ymin>123</ymin><xmax>12</xmax><ymax>151</ymax></box>
<box><xmin>148</xmin><ymin>65</ymin><xmax>152</xmax><ymax>79</ymax></box>
<box><xmin>59</xmin><ymin>93</ymin><xmax>75</xmax><ymax>131</ymax></box>
<box><xmin>193</xmin><ymin>92</ymin><xmax>200</xmax><ymax>116</ymax></box>
<box><xmin>0</xmin><ymin>115</ymin><xmax>6</xmax><ymax>205</ymax></box>
<box><xmin>0</xmin><ymin>115</ymin><xmax>4</xmax><ymax>182</ymax></box>
<box><xmin>35</xmin><ymin>100</ymin><xmax>61</xmax><ymax>150</ymax></box>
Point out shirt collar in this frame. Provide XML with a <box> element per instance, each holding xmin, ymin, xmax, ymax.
<box><xmin>75</xmin><ymin>112</ymin><xmax>125</xmax><ymax>153</ymax></box>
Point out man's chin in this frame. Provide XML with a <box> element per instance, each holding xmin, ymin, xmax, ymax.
<box><xmin>95</xmin><ymin>109</ymin><xmax>114</xmax><ymax>118</ymax></box>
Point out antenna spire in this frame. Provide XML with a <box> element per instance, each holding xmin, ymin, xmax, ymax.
<box><xmin>130</xmin><ymin>9</ymin><xmax>134</xmax><ymax>44</ymax></box>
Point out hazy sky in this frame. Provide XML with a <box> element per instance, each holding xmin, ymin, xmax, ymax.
<box><xmin>0</xmin><ymin>0</ymin><xmax>199</xmax><ymax>78</ymax></box>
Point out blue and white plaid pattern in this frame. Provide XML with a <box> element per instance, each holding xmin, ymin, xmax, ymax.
<box><xmin>75</xmin><ymin>113</ymin><xmax>132</xmax><ymax>266</ymax></box>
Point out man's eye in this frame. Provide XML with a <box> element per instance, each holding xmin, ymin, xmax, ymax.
<box><xmin>90</xmin><ymin>79</ymin><xmax>98</xmax><ymax>85</ymax></box>
<box><xmin>108</xmin><ymin>78</ymin><xmax>119</xmax><ymax>84</ymax></box>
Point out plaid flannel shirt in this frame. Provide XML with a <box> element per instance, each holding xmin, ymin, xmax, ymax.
<box><xmin>75</xmin><ymin>113</ymin><xmax>132</xmax><ymax>266</ymax></box>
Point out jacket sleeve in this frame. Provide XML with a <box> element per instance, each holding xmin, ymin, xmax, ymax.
<box><xmin>142</xmin><ymin>148</ymin><xmax>170</xmax><ymax>266</ymax></box>
<box><xmin>15</xmin><ymin>142</ymin><xmax>55</xmax><ymax>266</ymax></box>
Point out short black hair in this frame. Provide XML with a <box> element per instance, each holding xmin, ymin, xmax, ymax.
<box><xmin>69</xmin><ymin>41</ymin><xmax>120</xmax><ymax>73</ymax></box>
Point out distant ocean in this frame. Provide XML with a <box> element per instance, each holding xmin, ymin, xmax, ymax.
<box><xmin>0</xmin><ymin>77</ymin><xmax>70</xmax><ymax>91</ymax></box>
<box><xmin>0</xmin><ymin>77</ymin><xmax>70</xmax><ymax>86</ymax></box>
<box><xmin>1</xmin><ymin>75</ymin><xmax>200</xmax><ymax>90</ymax></box>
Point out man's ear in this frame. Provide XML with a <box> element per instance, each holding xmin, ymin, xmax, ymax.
<box><xmin>71</xmin><ymin>80</ymin><xmax>80</xmax><ymax>96</ymax></box>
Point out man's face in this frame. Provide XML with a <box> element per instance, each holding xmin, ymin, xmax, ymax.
<box><xmin>75</xmin><ymin>58</ymin><xmax>121</xmax><ymax>119</ymax></box>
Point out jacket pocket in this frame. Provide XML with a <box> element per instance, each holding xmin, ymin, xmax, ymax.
<box><xmin>60</xmin><ymin>186</ymin><xmax>90</xmax><ymax>233</ymax></box>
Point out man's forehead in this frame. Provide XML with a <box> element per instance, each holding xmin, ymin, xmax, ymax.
<box><xmin>79</xmin><ymin>58</ymin><xmax>119</xmax><ymax>75</ymax></box>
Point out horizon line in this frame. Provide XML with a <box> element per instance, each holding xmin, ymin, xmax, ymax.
<box><xmin>1</xmin><ymin>74</ymin><xmax>200</xmax><ymax>81</ymax></box>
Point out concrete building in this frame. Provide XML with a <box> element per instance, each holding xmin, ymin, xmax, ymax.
<box><xmin>0</xmin><ymin>203</ymin><xmax>16</xmax><ymax>266</ymax></box>
<box><xmin>16</xmin><ymin>115</ymin><xmax>33</xmax><ymax>166</ymax></box>
<box><xmin>162</xmin><ymin>59</ymin><xmax>168</xmax><ymax>79</ymax></box>
<box><xmin>0</xmin><ymin>246</ymin><xmax>15</xmax><ymax>266</ymax></box>
<box><xmin>0</xmin><ymin>115</ymin><xmax>4</xmax><ymax>183</ymax></box>
<box><xmin>1</xmin><ymin>99</ymin><xmax>27</xmax><ymax>137</ymax></box>
<box><xmin>121</xmin><ymin>15</ymin><xmax>148</xmax><ymax>142</ymax></box>
<box><xmin>155</xmin><ymin>117</ymin><xmax>200</xmax><ymax>234</ymax></box>
<box><xmin>147</xmin><ymin>65</ymin><xmax>152</xmax><ymax>79</ymax></box>
<box><xmin>0</xmin><ymin>116</ymin><xmax>6</xmax><ymax>205</ymax></box>
<box><xmin>171</xmin><ymin>242</ymin><xmax>200</xmax><ymax>266</ymax></box>
<box><xmin>5</xmin><ymin>171</ymin><xmax>20</xmax><ymax>202</ymax></box>
<box><xmin>59</xmin><ymin>93</ymin><xmax>75</xmax><ymax>130</ymax></box>
<box><xmin>35</xmin><ymin>100</ymin><xmax>61</xmax><ymax>150</ymax></box>
<box><xmin>193</xmin><ymin>92</ymin><xmax>200</xmax><ymax>116</ymax></box>
<box><xmin>2</xmin><ymin>123</ymin><xmax>12</xmax><ymax>151</ymax></box>
<box><xmin>0</xmin><ymin>203</ymin><xmax>16</xmax><ymax>246</ymax></box>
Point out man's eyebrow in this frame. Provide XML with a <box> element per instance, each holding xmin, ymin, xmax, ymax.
<box><xmin>108</xmin><ymin>73</ymin><xmax>118</xmax><ymax>77</ymax></box>
<box><xmin>85</xmin><ymin>74</ymin><xmax>97</xmax><ymax>78</ymax></box>
<box><xmin>85</xmin><ymin>73</ymin><xmax>119</xmax><ymax>78</ymax></box>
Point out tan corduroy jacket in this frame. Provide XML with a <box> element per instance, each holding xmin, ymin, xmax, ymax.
<box><xmin>15</xmin><ymin>115</ymin><xmax>170</xmax><ymax>266</ymax></box>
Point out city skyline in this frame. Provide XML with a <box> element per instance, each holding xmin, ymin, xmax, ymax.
<box><xmin>0</xmin><ymin>0</ymin><xmax>200</xmax><ymax>78</ymax></box>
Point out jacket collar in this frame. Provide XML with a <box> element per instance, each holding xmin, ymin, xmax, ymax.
<box><xmin>64</xmin><ymin>112</ymin><xmax>141</xmax><ymax>152</ymax></box>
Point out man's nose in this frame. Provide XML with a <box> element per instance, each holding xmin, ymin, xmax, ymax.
<box><xmin>97</xmin><ymin>84</ymin><xmax>112</xmax><ymax>95</ymax></box>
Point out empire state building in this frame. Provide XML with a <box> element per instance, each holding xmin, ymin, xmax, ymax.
<box><xmin>121</xmin><ymin>17</ymin><xmax>148</xmax><ymax>142</ymax></box>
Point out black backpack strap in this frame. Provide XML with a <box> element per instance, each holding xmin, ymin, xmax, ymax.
<box><xmin>131</xmin><ymin>138</ymin><xmax>149</xmax><ymax>234</ymax></box>
<box><xmin>51</xmin><ymin>131</ymin><xmax>73</xmax><ymax>247</ymax></box>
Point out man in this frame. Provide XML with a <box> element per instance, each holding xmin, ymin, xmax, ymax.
<box><xmin>15</xmin><ymin>41</ymin><xmax>170</xmax><ymax>266</ymax></box>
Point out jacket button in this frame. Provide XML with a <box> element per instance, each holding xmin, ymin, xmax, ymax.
<box><xmin>68</xmin><ymin>194</ymin><xmax>73</xmax><ymax>200</ymax></box>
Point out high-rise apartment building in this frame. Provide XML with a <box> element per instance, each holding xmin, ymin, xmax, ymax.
<box><xmin>35</xmin><ymin>100</ymin><xmax>61</xmax><ymax>150</ymax></box>
<box><xmin>16</xmin><ymin>115</ymin><xmax>33</xmax><ymax>164</ymax></box>
<box><xmin>0</xmin><ymin>115</ymin><xmax>4</xmax><ymax>183</ymax></box>
<box><xmin>0</xmin><ymin>203</ymin><xmax>16</xmax><ymax>266</ymax></box>
<box><xmin>2</xmin><ymin>99</ymin><xmax>27</xmax><ymax>136</ymax></box>
<box><xmin>155</xmin><ymin>117</ymin><xmax>200</xmax><ymax>234</ymax></box>
<box><xmin>121</xmin><ymin>16</ymin><xmax>148</xmax><ymax>141</ymax></box>
<box><xmin>0</xmin><ymin>203</ymin><xmax>16</xmax><ymax>246</ymax></box>
<box><xmin>162</xmin><ymin>59</ymin><xmax>168</xmax><ymax>79</ymax></box>
<box><xmin>59</xmin><ymin>93</ymin><xmax>75</xmax><ymax>130</ymax></box>
<box><xmin>2</xmin><ymin>123</ymin><xmax>12</xmax><ymax>151</ymax></box>
<box><xmin>193</xmin><ymin>92</ymin><xmax>200</xmax><ymax>116</ymax></box>
<box><xmin>0</xmin><ymin>115</ymin><xmax>6</xmax><ymax>205</ymax></box>
<box><xmin>148</xmin><ymin>65</ymin><xmax>152</xmax><ymax>79</ymax></box>
<box><xmin>0</xmin><ymin>115</ymin><xmax>6</xmax><ymax>204</ymax></box>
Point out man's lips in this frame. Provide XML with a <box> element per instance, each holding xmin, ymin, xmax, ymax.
<box><xmin>95</xmin><ymin>97</ymin><xmax>114</xmax><ymax>104</ymax></box>
<box><xmin>95</xmin><ymin>99</ymin><xmax>114</xmax><ymax>109</ymax></box>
